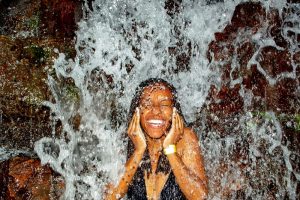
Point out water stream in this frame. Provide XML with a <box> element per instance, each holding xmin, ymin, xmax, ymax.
<box><xmin>34</xmin><ymin>0</ymin><xmax>299</xmax><ymax>199</ymax></box>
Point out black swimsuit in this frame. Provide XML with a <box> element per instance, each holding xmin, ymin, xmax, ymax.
<box><xmin>126</xmin><ymin>139</ymin><xmax>186</xmax><ymax>200</ymax></box>
<box><xmin>127</xmin><ymin>161</ymin><xmax>186</xmax><ymax>200</ymax></box>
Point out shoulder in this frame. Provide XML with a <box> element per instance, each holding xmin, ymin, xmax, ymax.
<box><xmin>182</xmin><ymin>127</ymin><xmax>199</xmax><ymax>143</ymax></box>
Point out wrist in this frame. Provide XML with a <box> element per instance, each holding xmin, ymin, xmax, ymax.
<box><xmin>163</xmin><ymin>144</ymin><xmax>176</xmax><ymax>155</ymax></box>
<box><xmin>135</xmin><ymin>147</ymin><xmax>146</xmax><ymax>155</ymax></box>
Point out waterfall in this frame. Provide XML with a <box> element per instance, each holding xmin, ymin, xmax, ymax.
<box><xmin>35</xmin><ymin>0</ymin><xmax>299</xmax><ymax>199</ymax></box>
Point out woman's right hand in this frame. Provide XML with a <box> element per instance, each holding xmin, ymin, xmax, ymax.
<box><xmin>104</xmin><ymin>108</ymin><xmax>145</xmax><ymax>200</ymax></box>
<box><xmin>128</xmin><ymin>108</ymin><xmax>147</xmax><ymax>152</ymax></box>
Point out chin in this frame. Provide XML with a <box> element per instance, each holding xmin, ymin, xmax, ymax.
<box><xmin>145</xmin><ymin>128</ymin><xmax>166</xmax><ymax>139</ymax></box>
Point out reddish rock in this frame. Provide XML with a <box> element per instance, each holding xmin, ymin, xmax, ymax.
<box><xmin>0</xmin><ymin>36</ymin><xmax>75</xmax><ymax>152</ymax></box>
<box><xmin>242</xmin><ymin>65</ymin><xmax>268</xmax><ymax>98</ymax></box>
<box><xmin>8</xmin><ymin>158</ymin><xmax>52</xmax><ymax>199</ymax></box>
<box><xmin>208</xmin><ymin>84</ymin><xmax>244</xmax><ymax>116</ymax></box>
<box><xmin>296</xmin><ymin>52</ymin><xmax>300</xmax><ymax>83</ymax></box>
<box><xmin>266</xmin><ymin>78</ymin><xmax>299</xmax><ymax>113</ymax></box>
<box><xmin>236</xmin><ymin>41</ymin><xmax>255</xmax><ymax>69</ymax></box>
<box><xmin>267</xmin><ymin>8</ymin><xmax>288</xmax><ymax>48</ymax></box>
<box><xmin>231</xmin><ymin>2</ymin><xmax>266</xmax><ymax>30</ymax></box>
<box><xmin>258</xmin><ymin>46</ymin><xmax>293</xmax><ymax>78</ymax></box>
<box><xmin>208</xmin><ymin>40</ymin><xmax>234</xmax><ymax>63</ymax></box>
<box><xmin>40</xmin><ymin>0</ymin><xmax>82</xmax><ymax>38</ymax></box>
<box><xmin>201</xmin><ymin>3</ymin><xmax>300</xmax><ymax>171</ymax></box>
<box><xmin>210</xmin><ymin>2</ymin><xmax>266</xmax><ymax>49</ymax></box>
<box><xmin>0</xmin><ymin>0</ymin><xmax>82</xmax><ymax>38</ymax></box>
<box><xmin>206</xmin><ymin>1</ymin><xmax>299</xmax><ymax>118</ymax></box>
<box><xmin>0</xmin><ymin>156</ymin><xmax>65</xmax><ymax>200</ymax></box>
<box><xmin>293</xmin><ymin>51</ymin><xmax>300</xmax><ymax>64</ymax></box>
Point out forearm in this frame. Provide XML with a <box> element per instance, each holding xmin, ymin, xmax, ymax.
<box><xmin>167</xmin><ymin>153</ymin><xmax>208</xmax><ymax>200</ymax></box>
<box><xmin>106</xmin><ymin>149</ymin><xmax>144</xmax><ymax>200</ymax></box>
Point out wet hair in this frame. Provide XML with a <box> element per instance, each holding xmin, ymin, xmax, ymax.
<box><xmin>126</xmin><ymin>78</ymin><xmax>185</xmax><ymax>174</ymax></box>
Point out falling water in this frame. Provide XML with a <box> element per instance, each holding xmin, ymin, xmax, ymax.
<box><xmin>34</xmin><ymin>0</ymin><xmax>299</xmax><ymax>199</ymax></box>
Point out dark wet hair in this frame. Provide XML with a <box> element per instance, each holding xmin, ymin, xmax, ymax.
<box><xmin>126</xmin><ymin>78</ymin><xmax>185</xmax><ymax>174</ymax></box>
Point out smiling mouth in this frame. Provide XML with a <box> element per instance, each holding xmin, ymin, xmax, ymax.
<box><xmin>147</xmin><ymin>119</ymin><xmax>165</xmax><ymax>127</ymax></box>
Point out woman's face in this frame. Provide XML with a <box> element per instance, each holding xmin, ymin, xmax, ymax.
<box><xmin>139</xmin><ymin>83</ymin><xmax>174</xmax><ymax>139</ymax></box>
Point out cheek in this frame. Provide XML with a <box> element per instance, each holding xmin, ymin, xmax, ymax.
<box><xmin>139</xmin><ymin>109</ymin><xmax>148</xmax><ymax>126</ymax></box>
<box><xmin>140</xmin><ymin>109</ymin><xmax>146</xmax><ymax>118</ymax></box>
<box><xmin>163</xmin><ymin>109</ymin><xmax>173</xmax><ymax>122</ymax></box>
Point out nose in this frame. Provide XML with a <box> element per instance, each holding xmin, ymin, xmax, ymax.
<box><xmin>151</xmin><ymin>105</ymin><xmax>162</xmax><ymax>114</ymax></box>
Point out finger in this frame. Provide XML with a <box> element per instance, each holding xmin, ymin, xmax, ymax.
<box><xmin>134</xmin><ymin>108</ymin><xmax>141</xmax><ymax>136</ymax></box>
<box><xmin>172</xmin><ymin>107</ymin><xmax>176</xmax><ymax>128</ymax></box>
<box><xmin>177</xmin><ymin>113</ymin><xmax>183</xmax><ymax>133</ymax></box>
<box><xmin>136</xmin><ymin>107</ymin><xmax>141</xmax><ymax>127</ymax></box>
<box><xmin>178</xmin><ymin>115</ymin><xmax>184</xmax><ymax>140</ymax></box>
<box><xmin>128</xmin><ymin>114</ymin><xmax>134</xmax><ymax>134</ymax></box>
<box><xmin>129</xmin><ymin>111</ymin><xmax>137</xmax><ymax>135</ymax></box>
<box><xmin>132</xmin><ymin>111</ymin><xmax>138</xmax><ymax>135</ymax></box>
<box><xmin>175</xmin><ymin>112</ymin><xmax>180</xmax><ymax>132</ymax></box>
<box><xmin>172</xmin><ymin>113</ymin><xmax>179</xmax><ymax>141</ymax></box>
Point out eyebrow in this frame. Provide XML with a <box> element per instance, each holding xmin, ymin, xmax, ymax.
<box><xmin>140</xmin><ymin>97</ymin><xmax>173</xmax><ymax>104</ymax></box>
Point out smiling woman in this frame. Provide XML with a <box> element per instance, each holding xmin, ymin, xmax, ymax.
<box><xmin>139</xmin><ymin>83</ymin><xmax>174</xmax><ymax>139</ymax></box>
<box><xmin>105</xmin><ymin>78</ymin><xmax>208</xmax><ymax>200</ymax></box>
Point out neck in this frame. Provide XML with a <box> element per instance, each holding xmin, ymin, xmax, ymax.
<box><xmin>146</xmin><ymin>135</ymin><xmax>165</xmax><ymax>172</ymax></box>
<box><xmin>146</xmin><ymin>135</ymin><xmax>164</xmax><ymax>153</ymax></box>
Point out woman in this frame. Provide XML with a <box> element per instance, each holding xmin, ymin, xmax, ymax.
<box><xmin>105</xmin><ymin>78</ymin><xmax>208</xmax><ymax>200</ymax></box>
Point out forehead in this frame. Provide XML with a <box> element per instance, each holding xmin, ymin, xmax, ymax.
<box><xmin>140</xmin><ymin>83</ymin><xmax>173</xmax><ymax>101</ymax></box>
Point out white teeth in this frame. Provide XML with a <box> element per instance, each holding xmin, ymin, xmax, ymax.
<box><xmin>148</xmin><ymin>119</ymin><xmax>164</xmax><ymax>125</ymax></box>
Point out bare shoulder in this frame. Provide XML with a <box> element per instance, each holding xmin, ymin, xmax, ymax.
<box><xmin>182</xmin><ymin>127</ymin><xmax>199</xmax><ymax>143</ymax></box>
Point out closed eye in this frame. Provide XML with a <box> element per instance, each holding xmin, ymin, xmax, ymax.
<box><xmin>160</xmin><ymin>100</ymin><xmax>173</xmax><ymax>107</ymax></box>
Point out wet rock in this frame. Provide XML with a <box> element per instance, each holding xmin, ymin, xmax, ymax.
<box><xmin>0</xmin><ymin>35</ymin><xmax>75</xmax><ymax>152</ymax></box>
<box><xmin>0</xmin><ymin>156</ymin><xmax>65</xmax><ymax>200</ymax></box>
<box><xmin>0</xmin><ymin>0</ymin><xmax>39</xmax><ymax>36</ymax></box>
<box><xmin>231</xmin><ymin>2</ymin><xmax>266</xmax><ymax>30</ymax></box>
<box><xmin>40</xmin><ymin>0</ymin><xmax>83</xmax><ymax>38</ymax></box>
<box><xmin>266</xmin><ymin>78</ymin><xmax>299</xmax><ymax>113</ymax></box>
<box><xmin>295</xmin><ymin>51</ymin><xmax>300</xmax><ymax>83</ymax></box>
<box><xmin>202</xmin><ymin>4</ymin><xmax>300</xmax><ymax>198</ymax></box>
<box><xmin>0</xmin><ymin>0</ymin><xmax>82</xmax><ymax>38</ymax></box>
<box><xmin>242</xmin><ymin>65</ymin><xmax>268</xmax><ymax>99</ymax></box>
<box><xmin>267</xmin><ymin>8</ymin><xmax>288</xmax><ymax>48</ymax></box>
<box><xmin>208</xmin><ymin>84</ymin><xmax>244</xmax><ymax>116</ymax></box>
<box><xmin>258</xmin><ymin>46</ymin><xmax>293</xmax><ymax>78</ymax></box>
<box><xmin>206</xmin><ymin>1</ymin><xmax>299</xmax><ymax>118</ymax></box>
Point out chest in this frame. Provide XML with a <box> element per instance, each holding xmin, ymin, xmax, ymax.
<box><xmin>144</xmin><ymin>171</ymin><xmax>170</xmax><ymax>200</ymax></box>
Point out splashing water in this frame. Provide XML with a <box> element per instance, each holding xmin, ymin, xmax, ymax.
<box><xmin>35</xmin><ymin>0</ymin><xmax>299</xmax><ymax>199</ymax></box>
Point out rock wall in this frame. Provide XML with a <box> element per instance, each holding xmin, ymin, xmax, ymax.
<box><xmin>198</xmin><ymin>2</ymin><xmax>300</xmax><ymax>198</ymax></box>
<box><xmin>202</xmin><ymin>1</ymin><xmax>299</xmax><ymax>149</ymax></box>
<box><xmin>0</xmin><ymin>0</ymin><xmax>81</xmax><ymax>152</ymax></box>
<box><xmin>0</xmin><ymin>1</ymin><xmax>80</xmax><ymax>197</ymax></box>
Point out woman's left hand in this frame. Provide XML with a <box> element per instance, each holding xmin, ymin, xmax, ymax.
<box><xmin>163</xmin><ymin>108</ymin><xmax>184</xmax><ymax>148</ymax></box>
